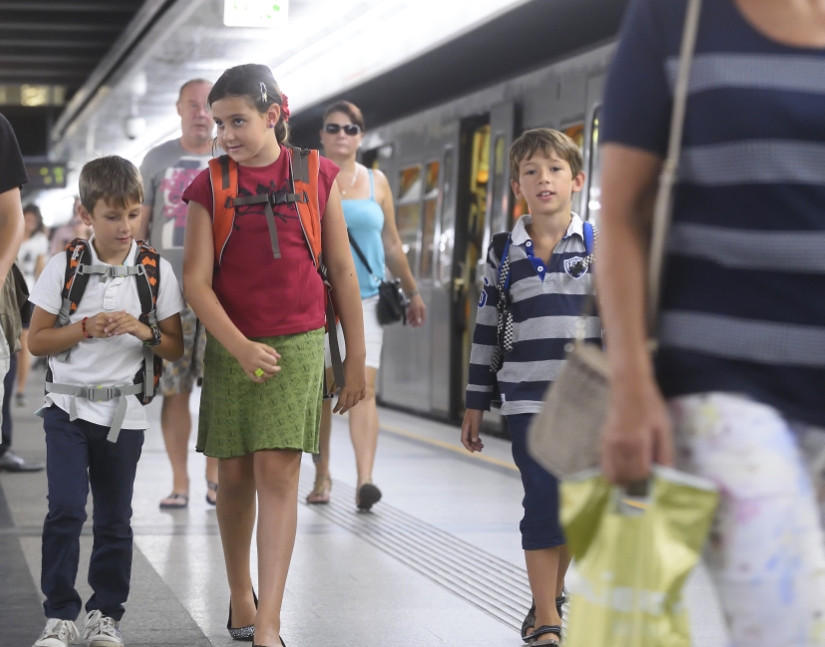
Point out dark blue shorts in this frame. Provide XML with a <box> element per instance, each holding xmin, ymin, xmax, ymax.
<box><xmin>506</xmin><ymin>413</ymin><xmax>566</xmax><ymax>551</ymax></box>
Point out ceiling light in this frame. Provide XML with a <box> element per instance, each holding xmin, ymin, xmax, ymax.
<box><xmin>224</xmin><ymin>0</ymin><xmax>288</xmax><ymax>27</ymax></box>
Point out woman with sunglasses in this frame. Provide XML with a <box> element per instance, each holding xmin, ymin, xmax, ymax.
<box><xmin>308</xmin><ymin>100</ymin><xmax>426</xmax><ymax>509</ymax></box>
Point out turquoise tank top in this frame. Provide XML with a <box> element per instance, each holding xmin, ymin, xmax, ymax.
<box><xmin>344</xmin><ymin>170</ymin><xmax>385</xmax><ymax>299</ymax></box>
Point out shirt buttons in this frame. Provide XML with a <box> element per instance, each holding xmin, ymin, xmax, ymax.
<box><xmin>537</xmin><ymin>266</ymin><xmax>544</xmax><ymax>272</ymax></box>
<box><xmin>526</xmin><ymin>241</ymin><xmax>532</xmax><ymax>246</ymax></box>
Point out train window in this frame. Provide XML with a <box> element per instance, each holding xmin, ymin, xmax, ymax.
<box><xmin>419</xmin><ymin>160</ymin><xmax>441</xmax><ymax>279</ymax></box>
<box><xmin>438</xmin><ymin>148</ymin><xmax>454</xmax><ymax>286</ymax></box>
<box><xmin>396</xmin><ymin>165</ymin><xmax>423</xmax><ymax>271</ymax></box>
<box><xmin>587</xmin><ymin>108</ymin><xmax>602</xmax><ymax>226</ymax></box>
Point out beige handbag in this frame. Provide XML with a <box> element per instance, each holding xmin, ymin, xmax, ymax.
<box><xmin>527</xmin><ymin>0</ymin><xmax>703</xmax><ymax>479</ymax></box>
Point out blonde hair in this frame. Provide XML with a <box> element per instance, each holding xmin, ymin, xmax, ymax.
<box><xmin>509</xmin><ymin>128</ymin><xmax>583</xmax><ymax>180</ymax></box>
<box><xmin>78</xmin><ymin>156</ymin><xmax>143</xmax><ymax>214</ymax></box>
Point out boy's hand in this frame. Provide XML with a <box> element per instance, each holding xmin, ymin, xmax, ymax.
<box><xmin>235</xmin><ymin>339</ymin><xmax>281</xmax><ymax>383</ymax></box>
<box><xmin>334</xmin><ymin>357</ymin><xmax>366</xmax><ymax>415</ymax></box>
<box><xmin>100</xmin><ymin>311</ymin><xmax>152</xmax><ymax>341</ymax></box>
<box><xmin>461</xmin><ymin>409</ymin><xmax>485</xmax><ymax>453</ymax></box>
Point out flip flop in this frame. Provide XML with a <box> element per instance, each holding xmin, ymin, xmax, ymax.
<box><xmin>159</xmin><ymin>493</ymin><xmax>189</xmax><ymax>509</ymax></box>
<box><xmin>206</xmin><ymin>480</ymin><xmax>218</xmax><ymax>506</ymax></box>
<box><xmin>306</xmin><ymin>475</ymin><xmax>332</xmax><ymax>505</ymax></box>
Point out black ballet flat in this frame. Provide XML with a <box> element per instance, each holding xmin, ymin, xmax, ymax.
<box><xmin>227</xmin><ymin>589</ymin><xmax>258</xmax><ymax>641</ymax></box>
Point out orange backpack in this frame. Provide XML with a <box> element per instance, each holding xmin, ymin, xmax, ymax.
<box><xmin>207</xmin><ymin>146</ymin><xmax>344</xmax><ymax>389</ymax></box>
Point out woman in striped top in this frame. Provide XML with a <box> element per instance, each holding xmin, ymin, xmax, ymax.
<box><xmin>599</xmin><ymin>0</ymin><xmax>825</xmax><ymax>642</ymax></box>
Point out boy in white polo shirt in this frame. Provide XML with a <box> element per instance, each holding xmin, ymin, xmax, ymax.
<box><xmin>26</xmin><ymin>156</ymin><xmax>184</xmax><ymax>647</ymax></box>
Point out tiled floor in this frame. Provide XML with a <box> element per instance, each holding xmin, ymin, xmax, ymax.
<box><xmin>1</xmin><ymin>368</ymin><xmax>730</xmax><ymax>646</ymax></box>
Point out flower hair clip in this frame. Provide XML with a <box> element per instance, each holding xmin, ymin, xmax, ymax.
<box><xmin>260</xmin><ymin>82</ymin><xmax>267</xmax><ymax>103</ymax></box>
<box><xmin>281</xmin><ymin>93</ymin><xmax>290</xmax><ymax>122</ymax></box>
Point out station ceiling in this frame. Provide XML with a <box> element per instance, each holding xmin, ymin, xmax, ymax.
<box><xmin>0</xmin><ymin>0</ymin><xmax>146</xmax><ymax>156</ymax></box>
<box><xmin>6</xmin><ymin>0</ymin><xmax>629</xmax><ymax>221</ymax></box>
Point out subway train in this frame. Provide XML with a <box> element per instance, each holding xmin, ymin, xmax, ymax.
<box><xmin>353</xmin><ymin>42</ymin><xmax>616</xmax><ymax>427</ymax></box>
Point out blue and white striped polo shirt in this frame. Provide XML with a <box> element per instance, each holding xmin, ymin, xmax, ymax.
<box><xmin>602</xmin><ymin>0</ymin><xmax>825</xmax><ymax>426</ymax></box>
<box><xmin>465</xmin><ymin>213</ymin><xmax>602</xmax><ymax>415</ymax></box>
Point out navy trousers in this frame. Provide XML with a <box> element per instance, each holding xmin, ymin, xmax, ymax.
<box><xmin>41</xmin><ymin>406</ymin><xmax>144</xmax><ymax>621</ymax></box>
<box><xmin>506</xmin><ymin>413</ymin><xmax>566</xmax><ymax>551</ymax></box>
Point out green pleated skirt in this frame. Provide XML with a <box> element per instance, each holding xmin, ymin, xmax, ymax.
<box><xmin>197</xmin><ymin>328</ymin><xmax>324</xmax><ymax>458</ymax></box>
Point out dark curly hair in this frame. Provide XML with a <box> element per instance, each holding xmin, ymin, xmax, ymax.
<box><xmin>208</xmin><ymin>64</ymin><xmax>289</xmax><ymax>145</ymax></box>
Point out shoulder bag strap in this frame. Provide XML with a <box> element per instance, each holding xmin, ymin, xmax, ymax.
<box><xmin>346</xmin><ymin>229</ymin><xmax>378</xmax><ymax>279</ymax></box>
<box><xmin>647</xmin><ymin>0</ymin><xmax>703</xmax><ymax>335</ymax></box>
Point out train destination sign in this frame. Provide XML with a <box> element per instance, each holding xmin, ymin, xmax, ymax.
<box><xmin>24</xmin><ymin>162</ymin><xmax>68</xmax><ymax>189</ymax></box>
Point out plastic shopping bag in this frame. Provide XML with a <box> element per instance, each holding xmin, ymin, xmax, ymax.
<box><xmin>560</xmin><ymin>467</ymin><xmax>718</xmax><ymax>647</ymax></box>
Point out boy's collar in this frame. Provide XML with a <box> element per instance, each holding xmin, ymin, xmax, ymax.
<box><xmin>511</xmin><ymin>212</ymin><xmax>584</xmax><ymax>245</ymax></box>
<box><xmin>87</xmin><ymin>235</ymin><xmax>138</xmax><ymax>267</ymax></box>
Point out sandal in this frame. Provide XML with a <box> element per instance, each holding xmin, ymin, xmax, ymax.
<box><xmin>525</xmin><ymin>625</ymin><xmax>562</xmax><ymax>646</ymax></box>
<box><xmin>305</xmin><ymin>474</ymin><xmax>332</xmax><ymax>505</ymax></box>
<box><xmin>206</xmin><ymin>480</ymin><xmax>218</xmax><ymax>506</ymax></box>
<box><xmin>521</xmin><ymin>593</ymin><xmax>566</xmax><ymax>640</ymax></box>
<box><xmin>159</xmin><ymin>492</ymin><xmax>188</xmax><ymax>509</ymax></box>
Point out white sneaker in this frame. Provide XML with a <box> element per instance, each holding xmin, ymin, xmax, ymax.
<box><xmin>82</xmin><ymin>610</ymin><xmax>124</xmax><ymax>647</ymax></box>
<box><xmin>33</xmin><ymin>618</ymin><xmax>80</xmax><ymax>647</ymax></box>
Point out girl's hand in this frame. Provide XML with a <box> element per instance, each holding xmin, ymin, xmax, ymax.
<box><xmin>406</xmin><ymin>293</ymin><xmax>426</xmax><ymax>328</ymax></box>
<box><xmin>461</xmin><ymin>408</ymin><xmax>485</xmax><ymax>452</ymax></box>
<box><xmin>600</xmin><ymin>378</ymin><xmax>674</xmax><ymax>485</ymax></box>
<box><xmin>101</xmin><ymin>311</ymin><xmax>152</xmax><ymax>341</ymax></box>
<box><xmin>234</xmin><ymin>339</ymin><xmax>281</xmax><ymax>383</ymax></box>
<box><xmin>333</xmin><ymin>357</ymin><xmax>366</xmax><ymax>414</ymax></box>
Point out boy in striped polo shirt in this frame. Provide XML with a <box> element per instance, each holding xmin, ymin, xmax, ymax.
<box><xmin>461</xmin><ymin>129</ymin><xmax>601</xmax><ymax>647</ymax></box>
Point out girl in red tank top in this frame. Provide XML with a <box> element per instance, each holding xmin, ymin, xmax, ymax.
<box><xmin>182</xmin><ymin>64</ymin><xmax>366</xmax><ymax>647</ymax></box>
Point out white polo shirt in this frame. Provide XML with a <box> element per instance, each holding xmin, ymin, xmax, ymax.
<box><xmin>29</xmin><ymin>238</ymin><xmax>184</xmax><ymax>429</ymax></box>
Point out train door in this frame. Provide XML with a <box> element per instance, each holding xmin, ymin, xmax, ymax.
<box><xmin>447</xmin><ymin>103</ymin><xmax>516</xmax><ymax>422</ymax></box>
<box><xmin>449</xmin><ymin>116</ymin><xmax>490</xmax><ymax>419</ymax></box>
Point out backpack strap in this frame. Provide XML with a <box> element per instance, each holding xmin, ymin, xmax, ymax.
<box><xmin>134</xmin><ymin>242</ymin><xmax>162</xmax><ymax>402</ymax></box>
<box><xmin>581</xmin><ymin>221</ymin><xmax>599</xmax><ymax>271</ymax></box>
<box><xmin>54</xmin><ymin>238</ymin><xmax>93</xmax><ymax>361</ymax></box>
<box><xmin>288</xmin><ymin>147</ymin><xmax>345</xmax><ymax>391</ymax></box>
<box><xmin>209</xmin><ymin>156</ymin><xmax>238</xmax><ymax>265</ymax></box>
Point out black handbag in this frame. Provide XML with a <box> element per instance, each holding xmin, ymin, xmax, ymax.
<box><xmin>347</xmin><ymin>231</ymin><xmax>408</xmax><ymax>326</ymax></box>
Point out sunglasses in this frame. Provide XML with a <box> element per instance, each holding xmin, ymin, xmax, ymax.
<box><xmin>324</xmin><ymin>123</ymin><xmax>361</xmax><ymax>136</ymax></box>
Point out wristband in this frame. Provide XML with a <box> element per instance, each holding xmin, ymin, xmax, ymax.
<box><xmin>407</xmin><ymin>288</ymin><xmax>420</xmax><ymax>299</ymax></box>
<box><xmin>143</xmin><ymin>324</ymin><xmax>162</xmax><ymax>347</ymax></box>
<box><xmin>81</xmin><ymin>317</ymin><xmax>91</xmax><ymax>339</ymax></box>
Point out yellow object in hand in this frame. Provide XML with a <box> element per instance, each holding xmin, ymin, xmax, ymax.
<box><xmin>254</xmin><ymin>368</ymin><xmax>265</xmax><ymax>378</ymax></box>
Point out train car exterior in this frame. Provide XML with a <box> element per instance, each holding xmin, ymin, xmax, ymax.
<box><xmin>361</xmin><ymin>43</ymin><xmax>616</xmax><ymax>427</ymax></box>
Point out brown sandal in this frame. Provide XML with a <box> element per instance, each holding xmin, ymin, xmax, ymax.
<box><xmin>305</xmin><ymin>474</ymin><xmax>332</xmax><ymax>504</ymax></box>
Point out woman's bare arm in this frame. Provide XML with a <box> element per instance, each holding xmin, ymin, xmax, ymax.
<box><xmin>322</xmin><ymin>183</ymin><xmax>367</xmax><ymax>412</ymax></box>
<box><xmin>597</xmin><ymin>143</ymin><xmax>673</xmax><ymax>484</ymax></box>
<box><xmin>376</xmin><ymin>170</ymin><xmax>426</xmax><ymax>326</ymax></box>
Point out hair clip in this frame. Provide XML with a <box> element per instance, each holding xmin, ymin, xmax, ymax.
<box><xmin>260</xmin><ymin>82</ymin><xmax>267</xmax><ymax>103</ymax></box>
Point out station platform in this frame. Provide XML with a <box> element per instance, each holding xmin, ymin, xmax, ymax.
<box><xmin>1</xmin><ymin>366</ymin><xmax>730</xmax><ymax>646</ymax></box>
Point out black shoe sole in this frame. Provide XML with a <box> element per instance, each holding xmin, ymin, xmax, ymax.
<box><xmin>356</xmin><ymin>483</ymin><xmax>382</xmax><ymax>511</ymax></box>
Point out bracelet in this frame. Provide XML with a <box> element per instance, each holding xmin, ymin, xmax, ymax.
<box><xmin>81</xmin><ymin>317</ymin><xmax>91</xmax><ymax>339</ymax></box>
<box><xmin>407</xmin><ymin>288</ymin><xmax>420</xmax><ymax>299</ymax></box>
